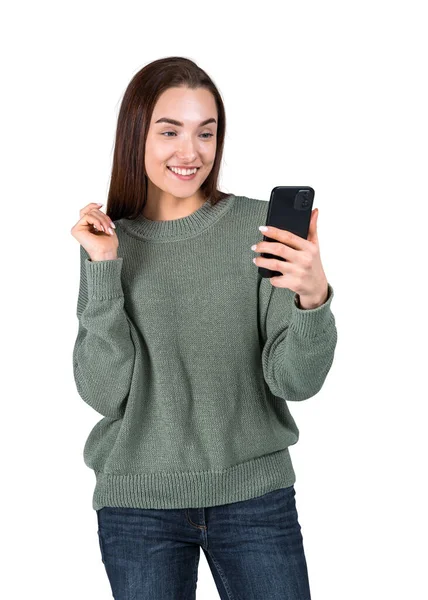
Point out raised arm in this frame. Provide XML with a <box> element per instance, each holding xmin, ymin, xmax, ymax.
<box><xmin>258</xmin><ymin>276</ymin><xmax>337</xmax><ymax>401</ymax></box>
<box><xmin>72</xmin><ymin>245</ymin><xmax>136</xmax><ymax>419</ymax></box>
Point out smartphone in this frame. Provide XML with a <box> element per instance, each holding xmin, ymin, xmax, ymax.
<box><xmin>258</xmin><ymin>186</ymin><xmax>315</xmax><ymax>278</ymax></box>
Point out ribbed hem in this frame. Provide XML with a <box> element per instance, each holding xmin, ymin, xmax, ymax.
<box><xmin>290</xmin><ymin>283</ymin><xmax>335</xmax><ymax>338</ymax></box>
<box><xmin>91</xmin><ymin>447</ymin><xmax>296</xmax><ymax>510</ymax></box>
<box><xmin>85</xmin><ymin>257</ymin><xmax>124</xmax><ymax>299</ymax></box>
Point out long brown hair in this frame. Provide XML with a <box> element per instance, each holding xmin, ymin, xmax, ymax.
<box><xmin>105</xmin><ymin>56</ymin><xmax>232</xmax><ymax>222</ymax></box>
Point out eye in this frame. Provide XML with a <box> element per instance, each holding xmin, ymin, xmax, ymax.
<box><xmin>161</xmin><ymin>132</ymin><xmax>214</xmax><ymax>139</ymax></box>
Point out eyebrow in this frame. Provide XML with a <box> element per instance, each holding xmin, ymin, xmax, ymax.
<box><xmin>155</xmin><ymin>117</ymin><xmax>217</xmax><ymax>127</ymax></box>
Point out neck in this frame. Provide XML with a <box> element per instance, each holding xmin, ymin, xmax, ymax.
<box><xmin>143</xmin><ymin>185</ymin><xmax>207</xmax><ymax>222</ymax></box>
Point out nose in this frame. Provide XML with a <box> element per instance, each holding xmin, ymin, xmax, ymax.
<box><xmin>177</xmin><ymin>137</ymin><xmax>198</xmax><ymax>161</ymax></box>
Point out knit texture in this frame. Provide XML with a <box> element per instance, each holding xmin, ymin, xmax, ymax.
<box><xmin>72</xmin><ymin>194</ymin><xmax>337</xmax><ymax>510</ymax></box>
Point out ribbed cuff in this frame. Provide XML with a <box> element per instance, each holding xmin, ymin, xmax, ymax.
<box><xmin>85</xmin><ymin>257</ymin><xmax>124</xmax><ymax>300</ymax></box>
<box><xmin>289</xmin><ymin>283</ymin><xmax>335</xmax><ymax>338</ymax></box>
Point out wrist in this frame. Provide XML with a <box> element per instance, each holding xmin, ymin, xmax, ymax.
<box><xmin>297</xmin><ymin>285</ymin><xmax>329</xmax><ymax>310</ymax></box>
<box><xmin>90</xmin><ymin>252</ymin><xmax>118</xmax><ymax>262</ymax></box>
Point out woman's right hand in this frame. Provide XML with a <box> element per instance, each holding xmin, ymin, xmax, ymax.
<box><xmin>71</xmin><ymin>203</ymin><xmax>119</xmax><ymax>261</ymax></box>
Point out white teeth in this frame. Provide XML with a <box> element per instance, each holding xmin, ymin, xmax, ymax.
<box><xmin>169</xmin><ymin>166</ymin><xmax>198</xmax><ymax>175</ymax></box>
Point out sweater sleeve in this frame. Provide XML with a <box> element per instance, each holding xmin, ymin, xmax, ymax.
<box><xmin>258</xmin><ymin>276</ymin><xmax>337</xmax><ymax>402</ymax></box>
<box><xmin>72</xmin><ymin>245</ymin><xmax>136</xmax><ymax>419</ymax></box>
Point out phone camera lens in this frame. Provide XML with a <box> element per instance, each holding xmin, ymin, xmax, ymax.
<box><xmin>294</xmin><ymin>190</ymin><xmax>312</xmax><ymax>211</ymax></box>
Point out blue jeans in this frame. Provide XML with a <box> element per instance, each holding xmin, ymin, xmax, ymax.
<box><xmin>96</xmin><ymin>484</ymin><xmax>311</xmax><ymax>599</ymax></box>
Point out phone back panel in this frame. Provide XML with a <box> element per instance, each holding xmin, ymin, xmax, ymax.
<box><xmin>259</xmin><ymin>186</ymin><xmax>315</xmax><ymax>278</ymax></box>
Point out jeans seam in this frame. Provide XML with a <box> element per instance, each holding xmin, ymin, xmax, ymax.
<box><xmin>97</xmin><ymin>530</ymin><xmax>106</xmax><ymax>564</ymax></box>
<box><xmin>205</xmin><ymin>549</ymin><xmax>235</xmax><ymax>600</ymax></box>
<box><xmin>191</xmin><ymin>551</ymin><xmax>199</xmax><ymax>600</ymax></box>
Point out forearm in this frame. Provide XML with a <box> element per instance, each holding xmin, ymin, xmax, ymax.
<box><xmin>261</xmin><ymin>283</ymin><xmax>337</xmax><ymax>401</ymax></box>
<box><xmin>73</xmin><ymin>255</ymin><xmax>135</xmax><ymax>418</ymax></box>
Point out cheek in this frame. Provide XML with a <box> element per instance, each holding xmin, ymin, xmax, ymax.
<box><xmin>145</xmin><ymin>151</ymin><xmax>168</xmax><ymax>171</ymax></box>
<box><xmin>145</xmin><ymin>136</ymin><xmax>168</xmax><ymax>159</ymax></box>
<box><xmin>198</xmin><ymin>150</ymin><xmax>215</xmax><ymax>166</ymax></box>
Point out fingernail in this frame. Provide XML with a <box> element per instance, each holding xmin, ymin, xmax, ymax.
<box><xmin>97</xmin><ymin>203</ymin><xmax>103</xmax><ymax>206</ymax></box>
<box><xmin>110</xmin><ymin>222</ymin><xmax>116</xmax><ymax>229</ymax></box>
<box><xmin>259</xmin><ymin>226</ymin><xmax>268</xmax><ymax>231</ymax></box>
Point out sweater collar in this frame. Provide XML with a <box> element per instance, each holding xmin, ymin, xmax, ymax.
<box><xmin>117</xmin><ymin>194</ymin><xmax>236</xmax><ymax>241</ymax></box>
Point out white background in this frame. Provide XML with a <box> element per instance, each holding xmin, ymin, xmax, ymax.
<box><xmin>2</xmin><ymin>0</ymin><xmax>427</xmax><ymax>598</ymax></box>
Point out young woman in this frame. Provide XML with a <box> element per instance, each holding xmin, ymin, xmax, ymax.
<box><xmin>71</xmin><ymin>56</ymin><xmax>337</xmax><ymax>600</ymax></box>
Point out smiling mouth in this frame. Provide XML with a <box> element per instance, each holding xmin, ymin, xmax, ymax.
<box><xmin>166</xmin><ymin>166</ymin><xmax>200</xmax><ymax>180</ymax></box>
<box><xmin>167</xmin><ymin>166</ymin><xmax>200</xmax><ymax>172</ymax></box>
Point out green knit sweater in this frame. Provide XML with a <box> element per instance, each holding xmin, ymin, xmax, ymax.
<box><xmin>72</xmin><ymin>193</ymin><xmax>337</xmax><ymax>511</ymax></box>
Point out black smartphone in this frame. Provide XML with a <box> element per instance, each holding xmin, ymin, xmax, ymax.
<box><xmin>258</xmin><ymin>186</ymin><xmax>315</xmax><ymax>278</ymax></box>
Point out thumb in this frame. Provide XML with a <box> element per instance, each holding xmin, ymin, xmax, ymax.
<box><xmin>307</xmin><ymin>208</ymin><xmax>319</xmax><ymax>244</ymax></box>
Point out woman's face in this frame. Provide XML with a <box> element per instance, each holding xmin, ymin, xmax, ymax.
<box><xmin>145</xmin><ymin>86</ymin><xmax>217</xmax><ymax>201</ymax></box>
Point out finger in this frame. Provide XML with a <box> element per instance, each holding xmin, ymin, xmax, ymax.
<box><xmin>96</xmin><ymin>212</ymin><xmax>116</xmax><ymax>233</ymax></box>
<box><xmin>307</xmin><ymin>209</ymin><xmax>319</xmax><ymax>244</ymax></box>
<box><xmin>269</xmin><ymin>275</ymin><xmax>294</xmax><ymax>289</ymax></box>
<box><xmin>80</xmin><ymin>212</ymin><xmax>106</xmax><ymax>232</ymax></box>
<box><xmin>253</xmin><ymin>255</ymin><xmax>292</xmax><ymax>275</ymax></box>
<box><xmin>77</xmin><ymin>212</ymin><xmax>115</xmax><ymax>235</ymax></box>
<box><xmin>259</xmin><ymin>226</ymin><xmax>307</xmax><ymax>251</ymax></box>
<box><xmin>254</xmin><ymin>240</ymin><xmax>298</xmax><ymax>262</ymax></box>
<box><xmin>81</xmin><ymin>207</ymin><xmax>115</xmax><ymax>233</ymax></box>
<box><xmin>79</xmin><ymin>203</ymin><xmax>104</xmax><ymax>219</ymax></box>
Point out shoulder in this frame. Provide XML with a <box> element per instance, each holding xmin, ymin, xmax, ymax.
<box><xmin>232</xmin><ymin>194</ymin><xmax>269</xmax><ymax>219</ymax></box>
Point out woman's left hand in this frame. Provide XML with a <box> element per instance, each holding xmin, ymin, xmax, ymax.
<box><xmin>252</xmin><ymin>208</ymin><xmax>329</xmax><ymax>310</ymax></box>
